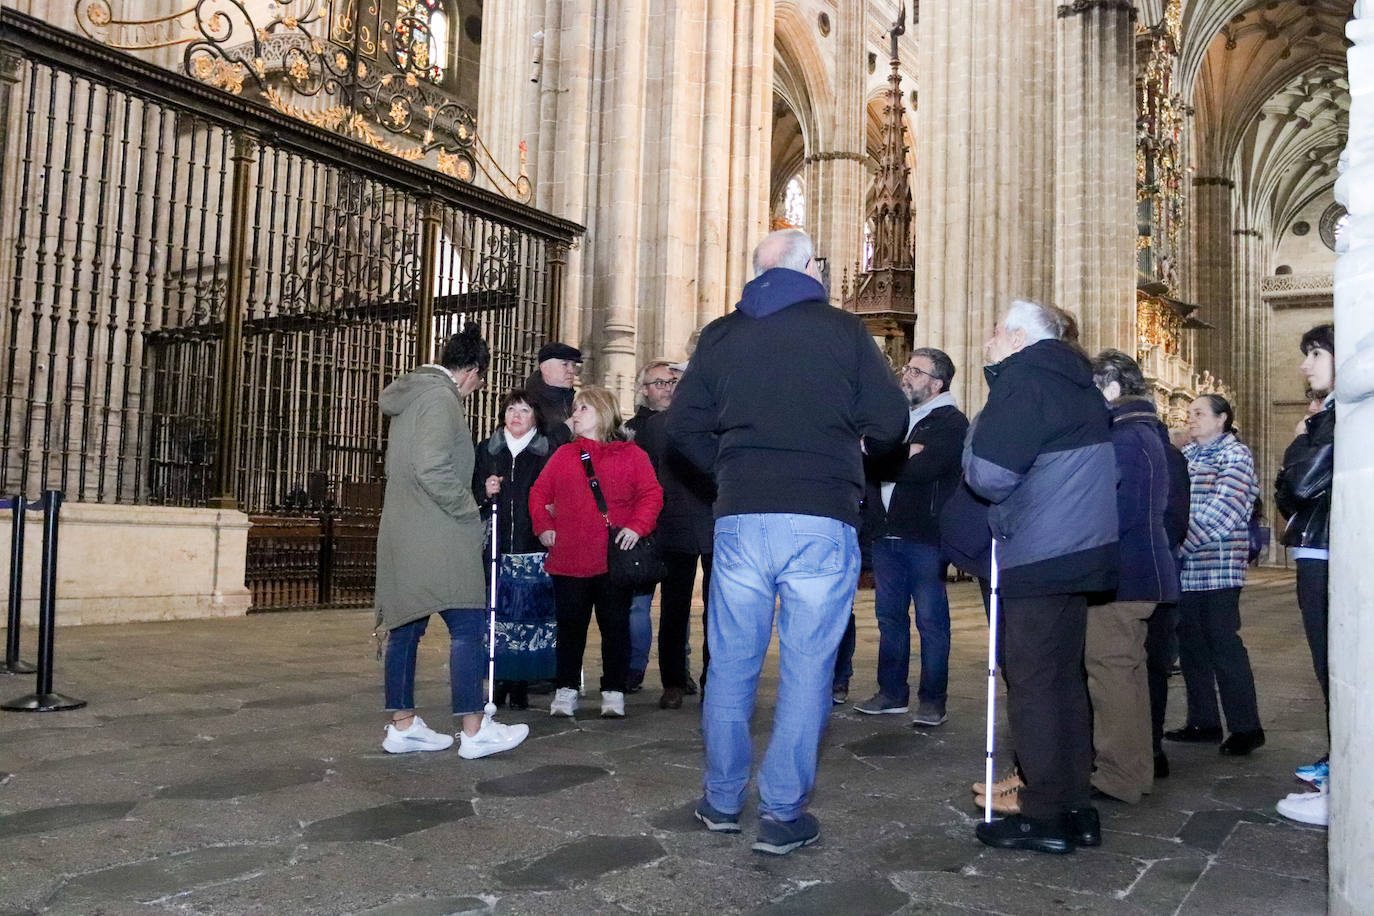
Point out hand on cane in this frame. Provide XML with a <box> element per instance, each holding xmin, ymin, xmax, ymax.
<box><xmin>484</xmin><ymin>475</ymin><xmax>503</xmax><ymax>497</ymax></box>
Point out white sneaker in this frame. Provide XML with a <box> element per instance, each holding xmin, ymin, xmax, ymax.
<box><xmin>550</xmin><ymin>687</ymin><xmax>579</xmax><ymax>717</ymax></box>
<box><xmin>600</xmin><ymin>690</ymin><xmax>626</xmax><ymax>718</ymax></box>
<box><xmin>381</xmin><ymin>716</ymin><xmax>455</xmax><ymax>754</ymax></box>
<box><xmin>458</xmin><ymin>715</ymin><xmax>530</xmax><ymax>759</ymax></box>
<box><xmin>1276</xmin><ymin>787</ymin><xmax>1328</xmax><ymax>827</ymax></box>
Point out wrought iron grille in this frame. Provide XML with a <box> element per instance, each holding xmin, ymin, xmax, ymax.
<box><xmin>0</xmin><ymin>11</ymin><xmax>579</xmax><ymax>607</ymax></box>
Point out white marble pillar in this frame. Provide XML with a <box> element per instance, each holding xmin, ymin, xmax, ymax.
<box><xmin>913</xmin><ymin>0</ymin><xmax>1055</xmax><ymax>408</ymax></box>
<box><xmin>1330</xmin><ymin>3</ymin><xmax>1374</xmax><ymax>911</ymax></box>
<box><xmin>1053</xmin><ymin>0</ymin><xmax>1137</xmax><ymax>356</ymax></box>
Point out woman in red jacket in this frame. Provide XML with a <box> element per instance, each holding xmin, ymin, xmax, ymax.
<box><xmin>530</xmin><ymin>386</ymin><xmax>663</xmax><ymax>718</ymax></box>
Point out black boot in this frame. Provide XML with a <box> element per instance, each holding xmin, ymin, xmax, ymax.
<box><xmin>1066</xmin><ymin>807</ymin><xmax>1101</xmax><ymax>847</ymax></box>
<box><xmin>509</xmin><ymin>682</ymin><xmax>529</xmax><ymax>711</ymax></box>
<box><xmin>493</xmin><ymin>680</ymin><xmax>510</xmax><ymax>708</ymax></box>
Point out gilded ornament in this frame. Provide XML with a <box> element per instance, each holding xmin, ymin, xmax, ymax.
<box><xmin>357</xmin><ymin>61</ymin><xmax>367</xmax><ymax>78</ymax></box>
<box><xmin>389</xmin><ymin>100</ymin><xmax>408</xmax><ymax>127</ymax></box>
<box><xmin>86</xmin><ymin>2</ymin><xmax>110</xmax><ymax>26</ymax></box>
<box><xmin>423</xmin><ymin>129</ymin><xmax>435</xmax><ymax>144</ymax></box>
<box><xmin>289</xmin><ymin>57</ymin><xmax>309</xmax><ymax>81</ymax></box>
<box><xmin>335</xmin><ymin>52</ymin><xmax>348</xmax><ymax>70</ymax></box>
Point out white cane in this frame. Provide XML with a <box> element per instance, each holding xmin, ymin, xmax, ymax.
<box><xmin>983</xmin><ymin>538</ymin><xmax>1000</xmax><ymax>824</ymax></box>
<box><xmin>485</xmin><ymin>497</ymin><xmax>499</xmax><ymax>718</ymax></box>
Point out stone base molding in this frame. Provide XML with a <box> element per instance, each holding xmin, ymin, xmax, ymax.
<box><xmin>0</xmin><ymin>503</ymin><xmax>252</xmax><ymax>626</ymax></box>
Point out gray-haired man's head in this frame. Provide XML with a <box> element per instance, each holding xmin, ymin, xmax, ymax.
<box><xmin>752</xmin><ymin>229</ymin><xmax>822</xmax><ymax>283</ymax></box>
<box><xmin>984</xmin><ymin>298</ymin><xmax>1061</xmax><ymax>365</ymax></box>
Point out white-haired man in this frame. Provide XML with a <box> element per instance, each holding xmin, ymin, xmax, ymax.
<box><xmin>961</xmin><ymin>300</ymin><xmax>1119</xmax><ymax>854</ymax></box>
<box><xmin>668</xmin><ymin>228</ymin><xmax>907</xmax><ymax>855</ymax></box>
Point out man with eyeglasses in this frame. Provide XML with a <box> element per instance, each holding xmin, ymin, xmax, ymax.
<box><xmin>623</xmin><ymin>362</ymin><xmax>685</xmax><ymax>696</ymax></box>
<box><xmin>854</xmin><ymin>348</ymin><xmax>967</xmax><ymax>728</ymax></box>
<box><xmin>630</xmin><ymin>360</ymin><xmax>717</xmax><ymax>710</ymax></box>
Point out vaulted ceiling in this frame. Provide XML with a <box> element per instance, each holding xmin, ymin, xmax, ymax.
<box><xmin>1187</xmin><ymin>0</ymin><xmax>1352</xmax><ymax>241</ymax></box>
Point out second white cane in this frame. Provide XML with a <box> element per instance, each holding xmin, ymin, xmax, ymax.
<box><xmin>983</xmin><ymin>537</ymin><xmax>1000</xmax><ymax>824</ymax></box>
<box><xmin>484</xmin><ymin>497</ymin><xmax>499</xmax><ymax>718</ymax></box>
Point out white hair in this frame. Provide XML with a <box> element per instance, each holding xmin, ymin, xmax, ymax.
<box><xmin>752</xmin><ymin>229</ymin><xmax>814</xmax><ymax>277</ymax></box>
<box><xmin>1002</xmin><ymin>299</ymin><xmax>1061</xmax><ymax>345</ymax></box>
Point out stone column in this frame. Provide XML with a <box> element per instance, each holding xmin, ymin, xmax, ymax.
<box><xmin>591</xmin><ymin>0</ymin><xmax>650</xmax><ymax>399</ymax></box>
<box><xmin>1229</xmin><ymin>227</ymin><xmax>1264</xmax><ymax>442</ymax></box>
<box><xmin>1053</xmin><ymin>0</ymin><xmax>1137</xmax><ymax>356</ymax></box>
<box><xmin>694</xmin><ymin>0</ymin><xmax>732</xmax><ymax>332</ymax></box>
<box><xmin>535</xmin><ymin>0</ymin><xmax>597</xmax><ymax>349</ymax></box>
<box><xmin>476</xmin><ymin>0</ymin><xmax>537</xmax><ymax>196</ymax></box>
<box><xmin>913</xmin><ymin>0</ymin><xmax>1055</xmax><ymax>409</ymax></box>
<box><xmin>807</xmin><ymin>0</ymin><xmax>866</xmax><ymax>302</ymax></box>
<box><xmin>1189</xmin><ymin>176</ymin><xmax>1234</xmax><ymax>383</ymax></box>
<box><xmin>724</xmin><ymin>1</ymin><xmax>773</xmax><ymax>308</ymax></box>
<box><xmin>1330</xmin><ymin>4</ymin><xmax>1374</xmax><ymax>911</ymax></box>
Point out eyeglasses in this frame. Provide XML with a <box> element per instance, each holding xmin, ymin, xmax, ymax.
<box><xmin>645</xmin><ymin>379</ymin><xmax>678</xmax><ymax>390</ymax></box>
<box><xmin>901</xmin><ymin>365</ymin><xmax>936</xmax><ymax>380</ymax></box>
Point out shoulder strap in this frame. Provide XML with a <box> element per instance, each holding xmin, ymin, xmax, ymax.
<box><xmin>579</xmin><ymin>448</ymin><xmax>612</xmax><ymax>527</ymax></box>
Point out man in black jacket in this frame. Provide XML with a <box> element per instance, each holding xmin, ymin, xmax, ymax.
<box><xmin>1274</xmin><ymin>323</ymin><xmax>1335</xmax><ymax>828</ymax></box>
<box><xmin>524</xmin><ymin>342</ymin><xmax>582</xmax><ymax>446</ymax></box>
<box><xmin>854</xmin><ymin>348</ymin><xmax>968</xmax><ymax>727</ymax></box>
<box><xmin>961</xmin><ymin>299</ymin><xmax>1118</xmax><ymax>854</ymax></box>
<box><xmin>668</xmin><ymin>228</ymin><xmax>907</xmax><ymax>855</ymax></box>
<box><xmin>623</xmin><ymin>360</ymin><xmax>680</xmax><ymax>694</ymax></box>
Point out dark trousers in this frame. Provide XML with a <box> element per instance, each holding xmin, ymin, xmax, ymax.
<box><xmin>1176</xmin><ymin>587</ymin><xmax>1261</xmax><ymax>734</ymax></box>
<box><xmin>1145</xmin><ymin>602</ymin><xmax>1177</xmax><ymax>754</ymax></box>
<box><xmin>1295</xmin><ymin>560</ymin><xmax>1329</xmax><ymax>724</ymax></box>
<box><xmin>1001</xmin><ymin>593</ymin><xmax>1093</xmax><ymax>819</ymax></box>
<box><xmin>659</xmin><ymin>551</ymin><xmax>709</xmax><ymax>689</ymax></box>
<box><xmin>552</xmin><ymin>573</ymin><xmax>633</xmax><ymax>693</ymax></box>
<box><xmin>832</xmin><ymin>612</ymin><xmax>857</xmax><ymax>685</ymax></box>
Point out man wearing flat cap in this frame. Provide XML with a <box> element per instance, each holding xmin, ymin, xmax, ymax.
<box><xmin>525</xmin><ymin>342</ymin><xmax>582</xmax><ymax>445</ymax></box>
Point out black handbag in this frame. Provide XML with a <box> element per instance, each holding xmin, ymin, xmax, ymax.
<box><xmin>579</xmin><ymin>448</ymin><xmax>666</xmax><ymax>589</ymax></box>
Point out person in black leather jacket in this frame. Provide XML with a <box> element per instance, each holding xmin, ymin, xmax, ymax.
<box><xmin>1275</xmin><ymin>324</ymin><xmax>1335</xmax><ymax>723</ymax></box>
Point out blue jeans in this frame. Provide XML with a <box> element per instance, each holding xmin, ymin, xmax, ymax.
<box><xmin>383</xmin><ymin>609</ymin><xmax>486</xmax><ymax>715</ymax></box>
<box><xmin>871</xmin><ymin>538</ymin><xmax>950</xmax><ymax>706</ymax></box>
<box><xmin>629</xmin><ymin>589</ymin><xmax>654</xmax><ymax>673</ymax></box>
<box><xmin>703</xmin><ymin>513</ymin><xmax>860</xmax><ymax>821</ymax></box>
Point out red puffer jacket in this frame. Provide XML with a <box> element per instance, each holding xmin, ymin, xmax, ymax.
<box><xmin>529</xmin><ymin>438</ymin><xmax>663</xmax><ymax>577</ymax></box>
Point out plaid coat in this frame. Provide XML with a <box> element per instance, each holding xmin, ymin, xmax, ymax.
<box><xmin>1179</xmin><ymin>433</ymin><xmax>1259</xmax><ymax>592</ymax></box>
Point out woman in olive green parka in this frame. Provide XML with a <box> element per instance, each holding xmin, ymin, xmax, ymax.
<box><xmin>373</xmin><ymin>324</ymin><xmax>529</xmax><ymax>760</ymax></box>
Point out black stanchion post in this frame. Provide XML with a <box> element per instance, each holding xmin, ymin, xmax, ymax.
<box><xmin>4</xmin><ymin>494</ymin><xmax>36</xmax><ymax>674</ymax></box>
<box><xmin>2</xmin><ymin>490</ymin><xmax>85</xmax><ymax>712</ymax></box>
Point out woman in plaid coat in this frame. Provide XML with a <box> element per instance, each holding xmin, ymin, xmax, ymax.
<box><xmin>1165</xmin><ymin>395</ymin><xmax>1265</xmax><ymax>757</ymax></box>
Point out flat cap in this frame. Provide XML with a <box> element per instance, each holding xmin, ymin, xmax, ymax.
<box><xmin>537</xmin><ymin>342</ymin><xmax>583</xmax><ymax>363</ymax></box>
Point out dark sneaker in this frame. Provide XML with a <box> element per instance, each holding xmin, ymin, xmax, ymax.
<box><xmin>694</xmin><ymin>798</ymin><xmax>741</xmax><ymax>834</ymax></box>
<box><xmin>625</xmin><ymin>669</ymin><xmax>645</xmax><ymax>694</ymax></box>
<box><xmin>910</xmin><ymin>701</ymin><xmax>947</xmax><ymax>727</ymax></box>
<box><xmin>975</xmin><ymin>813</ymin><xmax>1074</xmax><ymax>855</ymax></box>
<box><xmin>1164</xmin><ymin>725</ymin><xmax>1222</xmax><ymax>743</ymax></box>
<box><xmin>752</xmin><ymin>813</ymin><xmax>821</xmax><ymax>855</ymax></box>
<box><xmin>853</xmin><ymin>692</ymin><xmax>909</xmax><ymax>715</ymax></box>
<box><xmin>1219</xmin><ymin>728</ymin><xmax>1266</xmax><ymax>756</ymax></box>
<box><xmin>1067</xmin><ymin>806</ymin><xmax>1101</xmax><ymax>847</ymax></box>
<box><xmin>831</xmin><ymin>683</ymin><xmax>849</xmax><ymax>706</ymax></box>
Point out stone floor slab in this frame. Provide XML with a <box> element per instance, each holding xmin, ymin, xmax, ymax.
<box><xmin>474</xmin><ymin>763</ymin><xmax>610</xmax><ymax>797</ymax></box>
<box><xmin>751</xmin><ymin>877</ymin><xmax>910</xmax><ymax>915</ymax></box>
<box><xmin>0</xmin><ymin>800</ymin><xmax>137</xmax><ymax>839</ymax></box>
<box><xmin>493</xmin><ymin>834</ymin><xmax>666</xmax><ymax>889</ymax></box>
<box><xmin>303</xmin><ymin>799</ymin><xmax>475</xmax><ymax>842</ymax></box>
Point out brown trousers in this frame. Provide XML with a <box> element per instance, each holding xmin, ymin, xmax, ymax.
<box><xmin>1086</xmin><ymin>600</ymin><xmax>1156</xmax><ymax>803</ymax></box>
